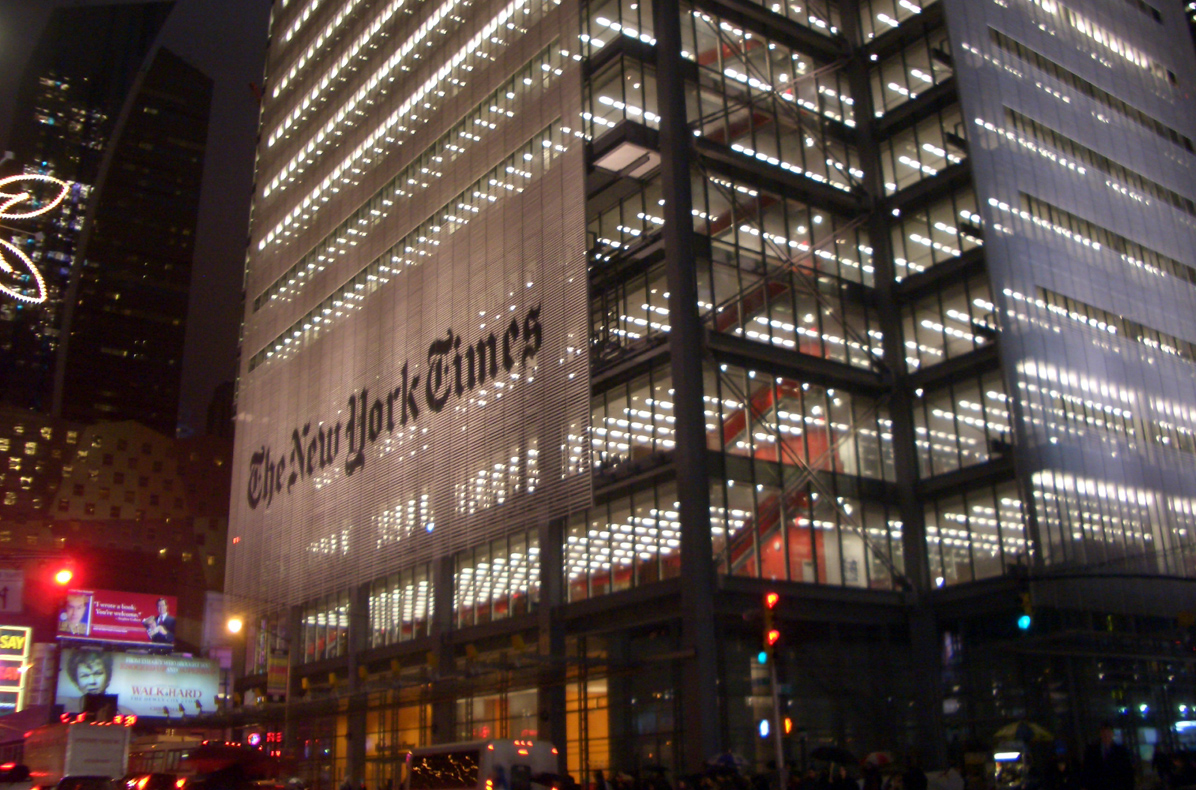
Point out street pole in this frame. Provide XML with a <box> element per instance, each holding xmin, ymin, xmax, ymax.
<box><xmin>770</xmin><ymin>660</ymin><xmax>786</xmax><ymax>790</ymax></box>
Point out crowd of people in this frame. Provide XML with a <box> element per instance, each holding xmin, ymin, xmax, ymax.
<box><xmin>574</xmin><ymin>757</ymin><xmax>928</xmax><ymax>790</ymax></box>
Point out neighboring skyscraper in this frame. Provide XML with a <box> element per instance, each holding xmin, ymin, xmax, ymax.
<box><xmin>227</xmin><ymin>0</ymin><xmax>1196</xmax><ymax>781</ymax></box>
<box><xmin>0</xmin><ymin>2</ymin><xmax>174</xmax><ymax>413</ymax></box>
<box><xmin>53</xmin><ymin>46</ymin><xmax>212</xmax><ymax>435</ymax></box>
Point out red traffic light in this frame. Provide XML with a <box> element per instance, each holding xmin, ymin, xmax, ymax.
<box><xmin>766</xmin><ymin>628</ymin><xmax>780</xmax><ymax>646</ymax></box>
<box><xmin>54</xmin><ymin>568</ymin><xmax>73</xmax><ymax>585</ymax></box>
<box><xmin>765</xmin><ymin>591</ymin><xmax>779</xmax><ymax>609</ymax></box>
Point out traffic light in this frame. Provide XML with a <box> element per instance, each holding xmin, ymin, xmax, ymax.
<box><xmin>763</xmin><ymin>591</ymin><xmax>780</xmax><ymax>657</ymax></box>
<box><xmin>1017</xmin><ymin>592</ymin><xmax>1033</xmax><ymax>631</ymax></box>
<box><xmin>53</xmin><ymin>568</ymin><xmax>73</xmax><ymax>586</ymax></box>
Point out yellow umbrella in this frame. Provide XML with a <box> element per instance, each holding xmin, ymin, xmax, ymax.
<box><xmin>994</xmin><ymin>721</ymin><xmax>1054</xmax><ymax>743</ymax></box>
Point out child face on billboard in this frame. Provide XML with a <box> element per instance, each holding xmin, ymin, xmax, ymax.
<box><xmin>72</xmin><ymin>653</ymin><xmax>109</xmax><ymax>694</ymax></box>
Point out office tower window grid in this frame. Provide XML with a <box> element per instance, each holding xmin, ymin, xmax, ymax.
<box><xmin>227</xmin><ymin>0</ymin><xmax>1196</xmax><ymax>767</ymax></box>
<box><xmin>229</xmin><ymin>0</ymin><xmax>591</xmax><ymax>614</ymax></box>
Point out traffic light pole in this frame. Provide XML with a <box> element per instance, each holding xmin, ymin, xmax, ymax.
<box><xmin>769</xmin><ymin>659</ymin><xmax>787</xmax><ymax>790</ymax></box>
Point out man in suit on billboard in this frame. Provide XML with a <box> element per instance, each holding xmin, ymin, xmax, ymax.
<box><xmin>143</xmin><ymin>598</ymin><xmax>176</xmax><ymax>643</ymax></box>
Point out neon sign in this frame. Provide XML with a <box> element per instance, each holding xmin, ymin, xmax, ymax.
<box><xmin>0</xmin><ymin>174</ymin><xmax>71</xmax><ymax>305</ymax></box>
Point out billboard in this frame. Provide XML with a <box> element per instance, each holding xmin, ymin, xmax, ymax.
<box><xmin>0</xmin><ymin>625</ymin><xmax>30</xmax><ymax>713</ymax></box>
<box><xmin>0</xmin><ymin>569</ymin><xmax>24</xmax><ymax>614</ymax></box>
<box><xmin>55</xmin><ymin>649</ymin><xmax>220</xmax><ymax>718</ymax></box>
<box><xmin>57</xmin><ymin>590</ymin><xmax>177</xmax><ymax>646</ymax></box>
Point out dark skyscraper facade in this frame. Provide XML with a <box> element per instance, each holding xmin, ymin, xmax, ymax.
<box><xmin>0</xmin><ymin>2</ymin><xmax>174</xmax><ymax>414</ymax></box>
<box><xmin>54</xmin><ymin>47</ymin><xmax>212</xmax><ymax>435</ymax></box>
<box><xmin>227</xmin><ymin>0</ymin><xmax>1196</xmax><ymax>783</ymax></box>
<box><xmin>0</xmin><ymin>2</ymin><xmax>212</xmax><ymax>436</ymax></box>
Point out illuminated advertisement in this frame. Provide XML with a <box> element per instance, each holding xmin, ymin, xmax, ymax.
<box><xmin>55</xmin><ymin>649</ymin><xmax>219</xmax><ymax>718</ymax></box>
<box><xmin>0</xmin><ymin>625</ymin><xmax>31</xmax><ymax>713</ymax></box>
<box><xmin>57</xmin><ymin>590</ymin><xmax>177</xmax><ymax>646</ymax></box>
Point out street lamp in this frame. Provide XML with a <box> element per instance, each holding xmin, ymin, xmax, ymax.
<box><xmin>227</xmin><ymin>615</ymin><xmax>292</xmax><ymax>760</ymax></box>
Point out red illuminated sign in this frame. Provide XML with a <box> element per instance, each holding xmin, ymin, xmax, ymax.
<box><xmin>58</xmin><ymin>590</ymin><xmax>178</xmax><ymax>646</ymax></box>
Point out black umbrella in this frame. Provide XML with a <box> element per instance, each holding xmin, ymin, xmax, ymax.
<box><xmin>810</xmin><ymin>746</ymin><xmax>857</xmax><ymax>766</ymax></box>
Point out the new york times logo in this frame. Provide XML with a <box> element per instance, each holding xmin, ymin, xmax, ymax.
<box><xmin>246</xmin><ymin>305</ymin><xmax>542</xmax><ymax>510</ymax></box>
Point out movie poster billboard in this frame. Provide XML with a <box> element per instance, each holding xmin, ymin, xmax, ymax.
<box><xmin>55</xmin><ymin>649</ymin><xmax>219</xmax><ymax>718</ymax></box>
<box><xmin>57</xmin><ymin>589</ymin><xmax>177</xmax><ymax>646</ymax></box>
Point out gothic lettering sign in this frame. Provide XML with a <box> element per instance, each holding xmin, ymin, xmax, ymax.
<box><xmin>246</xmin><ymin>305</ymin><xmax>542</xmax><ymax>509</ymax></box>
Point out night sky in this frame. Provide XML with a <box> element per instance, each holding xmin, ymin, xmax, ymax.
<box><xmin>0</xmin><ymin>0</ymin><xmax>271</xmax><ymax>436</ymax></box>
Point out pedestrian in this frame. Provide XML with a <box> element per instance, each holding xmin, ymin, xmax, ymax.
<box><xmin>1044</xmin><ymin>754</ymin><xmax>1078</xmax><ymax>790</ymax></box>
<box><xmin>862</xmin><ymin>766</ymin><xmax>883</xmax><ymax>790</ymax></box>
<box><xmin>902</xmin><ymin>755</ymin><xmax>927</xmax><ymax>790</ymax></box>
<box><xmin>829</xmin><ymin>767</ymin><xmax>853</xmax><ymax>790</ymax></box>
<box><xmin>1080</xmin><ymin>723</ymin><xmax>1134</xmax><ymax>790</ymax></box>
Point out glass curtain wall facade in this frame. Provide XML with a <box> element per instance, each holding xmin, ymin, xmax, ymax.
<box><xmin>227</xmin><ymin>0</ymin><xmax>1196</xmax><ymax>785</ymax></box>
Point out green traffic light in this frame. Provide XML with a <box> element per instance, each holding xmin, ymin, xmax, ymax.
<box><xmin>757</xmin><ymin>650</ymin><xmax>768</xmax><ymax>664</ymax></box>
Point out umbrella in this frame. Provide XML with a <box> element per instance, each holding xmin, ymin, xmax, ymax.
<box><xmin>994</xmin><ymin>721</ymin><xmax>1053</xmax><ymax>743</ymax></box>
<box><xmin>863</xmin><ymin>753</ymin><xmax>893</xmax><ymax>769</ymax></box>
<box><xmin>706</xmin><ymin>752</ymin><xmax>748</xmax><ymax>770</ymax></box>
<box><xmin>810</xmin><ymin>746</ymin><xmax>858</xmax><ymax>765</ymax></box>
<box><xmin>927</xmin><ymin>769</ymin><xmax>964</xmax><ymax>790</ymax></box>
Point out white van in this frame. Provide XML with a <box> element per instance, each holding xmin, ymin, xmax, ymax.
<box><xmin>404</xmin><ymin>739</ymin><xmax>559</xmax><ymax>790</ymax></box>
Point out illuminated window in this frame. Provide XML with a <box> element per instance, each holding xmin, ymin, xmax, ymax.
<box><xmin>66</xmin><ymin>431</ymin><xmax>77</xmax><ymax>444</ymax></box>
<box><xmin>0</xmin><ymin>531</ymin><xmax>11</xmax><ymax>542</ymax></box>
<box><xmin>8</xmin><ymin>459</ymin><xmax>19</xmax><ymax>471</ymax></box>
<box><xmin>39</xmin><ymin>426</ymin><xmax>52</xmax><ymax>440</ymax></box>
<box><xmin>0</xmin><ymin>439</ymin><xmax>8</xmax><ymax>451</ymax></box>
<box><xmin>991</xmin><ymin>29</ymin><xmax>1194</xmax><ymax>153</ymax></box>
<box><xmin>13</xmin><ymin>424</ymin><xmax>24</xmax><ymax>436</ymax></box>
<box><xmin>158</xmin><ymin>548</ymin><xmax>167</xmax><ymax>558</ymax></box>
<box><xmin>207</xmin><ymin>555</ymin><xmax>216</xmax><ymax>566</ymax></box>
<box><xmin>24</xmin><ymin>442</ymin><xmax>36</xmax><ymax>456</ymax></box>
<box><xmin>2</xmin><ymin>493</ymin><xmax>15</xmax><ymax>506</ymax></box>
<box><xmin>182</xmin><ymin>552</ymin><xmax>193</xmax><ymax>562</ymax></box>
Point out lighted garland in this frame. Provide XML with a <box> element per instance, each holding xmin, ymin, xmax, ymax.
<box><xmin>0</xmin><ymin>174</ymin><xmax>71</xmax><ymax>304</ymax></box>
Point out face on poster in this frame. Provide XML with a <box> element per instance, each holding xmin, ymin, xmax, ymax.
<box><xmin>56</xmin><ymin>650</ymin><xmax>219</xmax><ymax>717</ymax></box>
<box><xmin>57</xmin><ymin>590</ymin><xmax>177</xmax><ymax>646</ymax></box>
